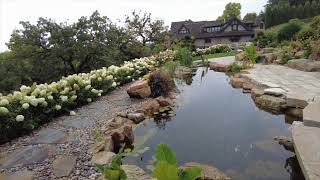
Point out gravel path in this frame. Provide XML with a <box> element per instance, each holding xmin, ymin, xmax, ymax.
<box><xmin>0</xmin><ymin>84</ymin><xmax>148</xmax><ymax>179</ymax></box>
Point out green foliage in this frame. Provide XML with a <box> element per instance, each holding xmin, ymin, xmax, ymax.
<box><xmin>192</xmin><ymin>52</ymin><xmax>238</xmax><ymax>61</ymax></box>
<box><xmin>244</xmin><ymin>44</ymin><xmax>257</xmax><ymax>63</ymax></box>
<box><xmin>217</xmin><ymin>2</ymin><xmax>241</xmax><ymax>20</ymax></box>
<box><xmin>310</xmin><ymin>39</ymin><xmax>320</xmax><ymax>60</ymax></box>
<box><xmin>296</xmin><ymin>26</ymin><xmax>315</xmax><ymax>41</ymax></box>
<box><xmin>243</xmin><ymin>13</ymin><xmax>257</xmax><ymax>22</ymax></box>
<box><xmin>152</xmin><ymin>144</ymin><xmax>202</xmax><ymax>180</ymax></box>
<box><xmin>174</xmin><ymin>47</ymin><xmax>193</xmax><ymax>67</ymax></box>
<box><xmin>92</xmin><ymin>129</ymin><xmax>104</xmax><ymax>142</ymax></box>
<box><xmin>277</xmin><ymin>19</ymin><xmax>302</xmax><ymax>41</ymax></box>
<box><xmin>230</xmin><ymin>62</ymin><xmax>244</xmax><ymax>73</ymax></box>
<box><xmin>255</xmin><ymin>31</ymin><xmax>278</xmax><ymax>48</ymax></box>
<box><xmin>163</xmin><ymin>61</ymin><xmax>178</xmax><ymax>76</ymax></box>
<box><xmin>96</xmin><ymin>155</ymin><xmax>127</xmax><ymax>180</ymax></box>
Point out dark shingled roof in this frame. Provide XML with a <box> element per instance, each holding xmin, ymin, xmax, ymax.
<box><xmin>170</xmin><ymin>18</ymin><xmax>259</xmax><ymax>39</ymax></box>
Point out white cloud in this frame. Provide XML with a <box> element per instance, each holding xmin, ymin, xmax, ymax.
<box><xmin>0</xmin><ymin>0</ymin><xmax>267</xmax><ymax>52</ymax></box>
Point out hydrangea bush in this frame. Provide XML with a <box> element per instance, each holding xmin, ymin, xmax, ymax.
<box><xmin>194</xmin><ymin>44</ymin><xmax>232</xmax><ymax>56</ymax></box>
<box><xmin>0</xmin><ymin>50</ymin><xmax>175</xmax><ymax>143</ymax></box>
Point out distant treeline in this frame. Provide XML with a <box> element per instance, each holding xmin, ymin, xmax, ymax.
<box><xmin>266</xmin><ymin>0</ymin><xmax>320</xmax><ymax>27</ymax></box>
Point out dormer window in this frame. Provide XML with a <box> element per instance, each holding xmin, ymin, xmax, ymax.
<box><xmin>179</xmin><ymin>27</ymin><xmax>188</xmax><ymax>34</ymax></box>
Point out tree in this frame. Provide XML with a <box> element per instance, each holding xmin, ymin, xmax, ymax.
<box><xmin>243</xmin><ymin>12</ymin><xmax>257</xmax><ymax>21</ymax></box>
<box><xmin>217</xmin><ymin>2</ymin><xmax>242</xmax><ymax>20</ymax></box>
<box><xmin>125</xmin><ymin>11</ymin><xmax>168</xmax><ymax>46</ymax></box>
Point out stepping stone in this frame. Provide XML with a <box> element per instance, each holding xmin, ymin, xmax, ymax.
<box><xmin>264</xmin><ymin>88</ymin><xmax>287</xmax><ymax>96</ymax></box>
<box><xmin>292</xmin><ymin>124</ymin><xmax>320</xmax><ymax>180</ymax></box>
<box><xmin>62</xmin><ymin>117</ymin><xmax>96</xmax><ymax>129</ymax></box>
<box><xmin>303</xmin><ymin>101</ymin><xmax>320</xmax><ymax>128</ymax></box>
<box><xmin>286</xmin><ymin>93</ymin><xmax>310</xmax><ymax>109</ymax></box>
<box><xmin>0</xmin><ymin>169</ymin><xmax>34</xmax><ymax>180</ymax></box>
<box><xmin>31</xmin><ymin>128</ymin><xmax>67</xmax><ymax>144</ymax></box>
<box><xmin>0</xmin><ymin>146</ymin><xmax>53</xmax><ymax>169</ymax></box>
<box><xmin>53</xmin><ymin>155</ymin><xmax>77</xmax><ymax>178</ymax></box>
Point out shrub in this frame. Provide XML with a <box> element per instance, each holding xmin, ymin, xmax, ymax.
<box><xmin>280</xmin><ymin>46</ymin><xmax>294</xmax><ymax>64</ymax></box>
<box><xmin>148</xmin><ymin>69</ymin><xmax>175</xmax><ymax>98</ymax></box>
<box><xmin>296</xmin><ymin>26</ymin><xmax>315</xmax><ymax>41</ymax></box>
<box><xmin>278</xmin><ymin>19</ymin><xmax>302</xmax><ymax>42</ymax></box>
<box><xmin>163</xmin><ymin>61</ymin><xmax>178</xmax><ymax>76</ymax></box>
<box><xmin>230</xmin><ymin>62</ymin><xmax>244</xmax><ymax>73</ymax></box>
<box><xmin>255</xmin><ymin>31</ymin><xmax>278</xmax><ymax>48</ymax></box>
<box><xmin>310</xmin><ymin>40</ymin><xmax>320</xmax><ymax>61</ymax></box>
<box><xmin>174</xmin><ymin>47</ymin><xmax>193</xmax><ymax>67</ymax></box>
<box><xmin>195</xmin><ymin>44</ymin><xmax>231</xmax><ymax>56</ymax></box>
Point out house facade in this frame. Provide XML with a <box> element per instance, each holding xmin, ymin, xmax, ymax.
<box><xmin>170</xmin><ymin>18</ymin><xmax>264</xmax><ymax>48</ymax></box>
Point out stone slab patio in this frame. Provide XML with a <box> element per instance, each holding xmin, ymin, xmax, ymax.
<box><xmin>292</xmin><ymin>123</ymin><xmax>320</xmax><ymax>180</ymax></box>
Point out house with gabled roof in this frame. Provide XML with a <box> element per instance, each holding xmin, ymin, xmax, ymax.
<box><xmin>170</xmin><ymin>17</ymin><xmax>264</xmax><ymax>48</ymax></box>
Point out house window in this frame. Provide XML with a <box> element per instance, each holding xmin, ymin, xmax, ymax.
<box><xmin>179</xmin><ymin>27</ymin><xmax>188</xmax><ymax>34</ymax></box>
<box><xmin>205</xmin><ymin>38</ymin><xmax>211</xmax><ymax>43</ymax></box>
<box><xmin>204</xmin><ymin>26</ymin><xmax>221</xmax><ymax>33</ymax></box>
<box><xmin>260</xmin><ymin>22</ymin><xmax>264</xmax><ymax>29</ymax></box>
<box><xmin>232</xmin><ymin>24</ymin><xmax>238</xmax><ymax>31</ymax></box>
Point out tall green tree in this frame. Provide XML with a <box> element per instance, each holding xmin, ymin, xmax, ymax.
<box><xmin>217</xmin><ymin>2</ymin><xmax>242</xmax><ymax>20</ymax></box>
<box><xmin>243</xmin><ymin>12</ymin><xmax>257</xmax><ymax>21</ymax></box>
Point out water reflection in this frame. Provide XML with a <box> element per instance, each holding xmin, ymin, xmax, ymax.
<box><xmin>124</xmin><ymin>67</ymin><xmax>304</xmax><ymax>180</ymax></box>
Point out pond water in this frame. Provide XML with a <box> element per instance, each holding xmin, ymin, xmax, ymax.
<box><xmin>124</xmin><ymin>67</ymin><xmax>304</xmax><ymax>180</ymax></box>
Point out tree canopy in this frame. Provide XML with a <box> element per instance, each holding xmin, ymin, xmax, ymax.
<box><xmin>243</xmin><ymin>13</ymin><xmax>257</xmax><ymax>22</ymax></box>
<box><xmin>217</xmin><ymin>2</ymin><xmax>242</xmax><ymax>21</ymax></box>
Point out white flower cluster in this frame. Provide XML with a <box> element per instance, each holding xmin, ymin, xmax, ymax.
<box><xmin>0</xmin><ymin>50</ymin><xmax>175</xmax><ymax>127</ymax></box>
<box><xmin>195</xmin><ymin>44</ymin><xmax>232</xmax><ymax>55</ymax></box>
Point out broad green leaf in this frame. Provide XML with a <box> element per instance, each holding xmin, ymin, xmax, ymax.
<box><xmin>95</xmin><ymin>163</ymin><xmax>106</xmax><ymax>172</ymax></box>
<box><xmin>179</xmin><ymin>167</ymin><xmax>203</xmax><ymax>180</ymax></box>
<box><xmin>110</xmin><ymin>155</ymin><xmax>122</xmax><ymax>169</ymax></box>
<box><xmin>119</xmin><ymin>169</ymin><xmax>128</xmax><ymax>180</ymax></box>
<box><xmin>103</xmin><ymin>169</ymin><xmax>121</xmax><ymax>180</ymax></box>
<box><xmin>156</xmin><ymin>144</ymin><xmax>177</xmax><ymax>165</ymax></box>
<box><xmin>153</xmin><ymin>161</ymin><xmax>179</xmax><ymax>180</ymax></box>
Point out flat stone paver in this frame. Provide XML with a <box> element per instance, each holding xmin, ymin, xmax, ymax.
<box><xmin>303</xmin><ymin>101</ymin><xmax>320</xmax><ymax>128</ymax></box>
<box><xmin>208</xmin><ymin>56</ymin><xmax>235</xmax><ymax>65</ymax></box>
<box><xmin>292</xmin><ymin>124</ymin><xmax>320</xmax><ymax>180</ymax></box>
<box><xmin>243</xmin><ymin>65</ymin><xmax>320</xmax><ymax>104</ymax></box>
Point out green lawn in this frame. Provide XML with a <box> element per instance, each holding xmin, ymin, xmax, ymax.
<box><xmin>193</xmin><ymin>51</ymin><xmax>238</xmax><ymax>61</ymax></box>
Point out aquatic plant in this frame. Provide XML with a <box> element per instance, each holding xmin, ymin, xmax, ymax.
<box><xmin>153</xmin><ymin>144</ymin><xmax>202</xmax><ymax>180</ymax></box>
<box><xmin>96</xmin><ymin>154</ymin><xmax>127</xmax><ymax>180</ymax></box>
<box><xmin>174</xmin><ymin>47</ymin><xmax>193</xmax><ymax>67</ymax></box>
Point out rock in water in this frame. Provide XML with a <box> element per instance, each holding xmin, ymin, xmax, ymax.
<box><xmin>142</xmin><ymin>100</ymin><xmax>160</xmax><ymax>114</ymax></box>
<box><xmin>273</xmin><ymin>136</ymin><xmax>295</xmax><ymax>152</ymax></box>
<box><xmin>127</xmin><ymin>80</ymin><xmax>151</xmax><ymax>98</ymax></box>
<box><xmin>91</xmin><ymin>151</ymin><xmax>116</xmax><ymax>165</ymax></box>
<box><xmin>127</xmin><ymin>113</ymin><xmax>145</xmax><ymax>124</ymax></box>
<box><xmin>182</xmin><ymin>162</ymin><xmax>231</xmax><ymax>180</ymax></box>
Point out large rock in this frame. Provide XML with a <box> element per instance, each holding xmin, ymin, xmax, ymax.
<box><xmin>255</xmin><ymin>95</ymin><xmax>286</xmax><ymax>113</ymax></box>
<box><xmin>230</xmin><ymin>77</ymin><xmax>245</xmax><ymax>88</ymax></box>
<box><xmin>264</xmin><ymin>88</ymin><xmax>287</xmax><ymax>97</ymax></box>
<box><xmin>127</xmin><ymin>80</ymin><xmax>151</xmax><ymax>98</ymax></box>
<box><xmin>209</xmin><ymin>62</ymin><xmax>230</xmax><ymax>72</ymax></box>
<box><xmin>127</xmin><ymin>112</ymin><xmax>145</xmax><ymax>124</ymax></box>
<box><xmin>156</xmin><ymin>96</ymin><xmax>172</xmax><ymax>107</ymax></box>
<box><xmin>251</xmin><ymin>88</ymin><xmax>265</xmax><ymax>99</ymax></box>
<box><xmin>89</xmin><ymin>136</ymin><xmax>114</xmax><ymax>154</ymax></box>
<box><xmin>286</xmin><ymin>93</ymin><xmax>310</xmax><ymax>109</ymax></box>
<box><xmin>182</xmin><ymin>162</ymin><xmax>231</xmax><ymax>180</ymax></box>
<box><xmin>91</xmin><ymin>151</ymin><xmax>115</xmax><ymax>165</ymax></box>
<box><xmin>142</xmin><ymin>99</ymin><xmax>160</xmax><ymax>114</ymax></box>
<box><xmin>287</xmin><ymin>59</ymin><xmax>320</xmax><ymax>72</ymax></box>
<box><xmin>285</xmin><ymin>108</ymin><xmax>303</xmax><ymax>118</ymax></box>
<box><xmin>53</xmin><ymin>155</ymin><xmax>77</xmax><ymax>177</ymax></box>
<box><xmin>111</xmin><ymin>126</ymin><xmax>134</xmax><ymax>152</ymax></box>
<box><xmin>273</xmin><ymin>136</ymin><xmax>294</xmax><ymax>152</ymax></box>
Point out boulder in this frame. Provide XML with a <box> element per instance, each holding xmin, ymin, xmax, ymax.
<box><xmin>255</xmin><ymin>95</ymin><xmax>286</xmax><ymax>113</ymax></box>
<box><xmin>251</xmin><ymin>88</ymin><xmax>265</xmax><ymax>99</ymax></box>
<box><xmin>230</xmin><ymin>77</ymin><xmax>245</xmax><ymax>88</ymax></box>
<box><xmin>91</xmin><ymin>151</ymin><xmax>115</xmax><ymax>165</ymax></box>
<box><xmin>142</xmin><ymin>100</ymin><xmax>160</xmax><ymax>114</ymax></box>
<box><xmin>156</xmin><ymin>96</ymin><xmax>172</xmax><ymax>106</ymax></box>
<box><xmin>111</xmin><ymin>126</ymin><xmax>134</xmax><ymax>152</ymax></box>
<box><xmin>287</xmin><ymin>59</ymin><xmax>320</xmax><ymax>72</ymax></box>
<box><xmin>242</xmin><ymin>82</ymin><xmax>253</xmax><ymax>90</ymax></box>
<box><xmin>89</xmin><ymin>136</ymin><xmax>114</xmax><ymax>154</ymax></box>
<box><xmin>209</xmin><ymin>62</ymin><xmax>230</xmax><ymax>72</ymax></box>
<box><xmin>53</xmin><ymin>155</ymin><xmax>77</xmax><ymax>177</ymax></box>
<box><xmin>182</xmin><ymin>162</ymin><xmax>231</xmax><ymax>180</ymax></box>
<box><xmin>285</xmin><ymin>108</ymin><xmax>303</xmax><ymax>118</ymax></box>
<box><xmin>175</xmin><ymin>67</ymin><xmax>193</xmax><ymax>77</ymax></box>
<box><xmin>264</xmin><ymin>88</ymin><xmax>287</xmax><ymax>97</ymax></box>
<box><xmin>127</xmin><ymin>80</ymin><xmax>151</xmax><ymax>98</ymax></box>
<box><xmin>127</xmin><ymin>113</ymin><xmax>145</xmax><ymax>124</ymax></box>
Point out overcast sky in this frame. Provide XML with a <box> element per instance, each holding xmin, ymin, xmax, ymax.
<box><xmin>0</xmin><ymin>0</ymin><xmax>267</xmax><ymax>52</ymax></box>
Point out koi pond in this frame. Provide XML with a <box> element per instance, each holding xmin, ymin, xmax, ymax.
<box><xmin>124</xmin><ymin>67</ymin><xmax>304</xmax><ymax>180</ymax></box>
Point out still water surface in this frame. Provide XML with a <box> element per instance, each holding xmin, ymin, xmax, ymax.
<box><xmin>124</xmin><ymin>67</ymin><xmax>304</xmax><ymax>180</ymax></box>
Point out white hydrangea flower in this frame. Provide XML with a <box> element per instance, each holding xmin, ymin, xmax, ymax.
<box><xmin>55</xmin><ymin>105</ymin><xmax>62</xmax><ymax>110</ymax></box>
<box><xmin>16</xmin><ymin>115</ymin><xmax>24</xmax><ymax>122</ymax></box>
<box><xmin>60</xmin><ymin>96</ymin><xmax>68</xmax><ymax>102</ymax></box>
<box><xmin>0</xmin><ymin>107</ymin><xmax>9</xmax><ymax>115</ymax></box>
<box><xmin>87</xmin><ymin>98</ymin><xmax>92</xmax><ymax>103</ymax></box>
<box><xmin>85</xmin><ymin>85</ymin><xmax>91</xmax><ymax>90</ymax></box>
<box><xmin>22</xmin><ymin>103</ymin><xmax>30</xmax><ymax>109</ymax></box>
<box><xmin>47</xmin><ymin>95</ymin><xmax>54</xmax><ymax>100</ymax></box>
<box><xmin>0</xmin><ymin>99</ymin><xmax>9</xmax><ymax>106</ymax></box>
<box><xmin>112</xmin><ymin>82</ymin><xmax>117</xmax><ymax>87</ymax></box>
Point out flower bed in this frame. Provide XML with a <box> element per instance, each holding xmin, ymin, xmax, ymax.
<box><xmin>0</xmin><ymin>50</ymin><xmax>175</xmax><ymax>143</ymax></box>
